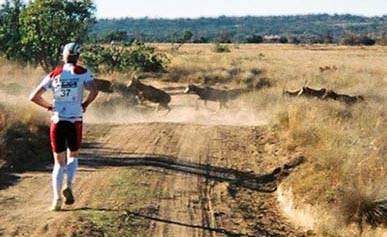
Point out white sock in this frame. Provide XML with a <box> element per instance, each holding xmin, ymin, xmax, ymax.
<box><xmin>52</xmin><ymin>163</ymin><xmax>65</xmax><ymax>200</ymax></box>
<box><xmin>66</xmin><ymin>157</ymin><xmax>78</xmax><ymax>189</ymax></box>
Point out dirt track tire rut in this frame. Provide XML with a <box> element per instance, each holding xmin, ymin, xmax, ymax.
<box><xmin>0</xmin><ymin>122</ymin><xmax>304</xmax><ymax>236</ymax></box>
<box><xmin>81</xmin><ymin>123</ymin><xmax>304</xmax><ymax>237</ymax></box>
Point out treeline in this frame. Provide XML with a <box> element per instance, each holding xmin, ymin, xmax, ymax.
<box><xmin>91</xmin><ymin>14</ymin><xmax>387</xmax><ymax>45</ymax></box>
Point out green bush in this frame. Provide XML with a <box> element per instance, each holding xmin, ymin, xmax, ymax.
<box><xmin>212</xmin><ymin>43</ymin><xmax>230</xmax><ymax>53</ymax></box>
<box><xmin>82</xmin><ymin>41</ymin><xmax>169</xmax><ymax>73</ymax></box>
<box><xmin>278</xmin><ymin>36</ymin><xmax>289</xmax><ymax>44</ymax></box>
<box><xmin>341</xmin><ymin>34</ymin><xmax>376</xmax><ymax>46</ymax></box>
<box><xmin>246</xmin><ymin>35</ymin><xmax>263</xmax><ymax>43</ymax></box>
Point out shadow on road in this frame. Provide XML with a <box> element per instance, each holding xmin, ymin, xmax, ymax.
<box><xmin>80</xmin><ymin>145</ymin><xmax>304</xmax><ymax>192</ymax></box>
<box><xmin>0</xmin><ymin>141</ymin><xmax>304</xmax><ymax>192</ymax></box>
<box><xmin>66</xmin><ymin>207</ymin><xmax>253</xmax><ymax>237</ymax></box>
<box><xmin>0</xmin><ymin>172</ymin><xmax>20</xmax><ymax>190</ymax></box>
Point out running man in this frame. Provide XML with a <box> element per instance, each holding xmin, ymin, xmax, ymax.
<box><xmin>29</xmin><ymin>43</ymin><xmax>98</xmax><ymax>211</ymax></box>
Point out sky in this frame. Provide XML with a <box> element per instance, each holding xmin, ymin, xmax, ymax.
<box><xmin>0</xmin><ymin>0</ymin><xmax>385</xmax><ymax>18</ymax></box>
<box><xmin>94</xmin><ymin>0</ymin><xmax>387</xmax><ymax>19</ymax></box>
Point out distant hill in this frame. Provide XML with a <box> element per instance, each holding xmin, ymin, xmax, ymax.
<box><xmin>90</xmin><ymin>14</ymin><xmax>387</xmax><ymax>43</ymax></box>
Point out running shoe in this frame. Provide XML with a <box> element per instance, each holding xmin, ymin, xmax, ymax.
<box><xmin>50</xmin><ymin>199</ymin><xmax>62</xmax><ymax>211</ymax></box>
<box><xmin>62</xmin><ymin>187</ymin><xmax>75</xmax><ymax>205</ymax></box>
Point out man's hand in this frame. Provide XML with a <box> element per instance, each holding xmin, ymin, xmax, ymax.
<box><xmin>29</xmin><ymin>87</ymin><xmax>53</xmax><ymax>111</ymax></box>
<box><xmin>82</xmin><ymin>81</ymin><xmax>99</xmax><ymax>113</ymax></box>
<box><xmin>82</xmin><ymin>102</ymin><xmax>88</xmax><ymax>113</ymax></box>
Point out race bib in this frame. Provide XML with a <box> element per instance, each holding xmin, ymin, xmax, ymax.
<box><xmin>53</xmin><ymin>79</ymin><xmax>80</xmax><ymax>102</ymax></box>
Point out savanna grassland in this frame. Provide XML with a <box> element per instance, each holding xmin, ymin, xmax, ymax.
<box><xmin>0</xmin><ymin>44</ymin><xmax>386</xmax><ymax>236</ymax></box>
<box><xmin>161</xmin><ymin>44</ymin><xmax>387</xmax><ymax>235</ymax></box>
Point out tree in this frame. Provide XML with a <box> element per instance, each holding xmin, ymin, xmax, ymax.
<box><xmin>181</xmin><ymin>30</ymin><xmax>193</xmax><ymax>43</ymax></box>
<box><xmin>323</xmin><ymin>32</ymin><xmax>334</xmax><ymax>44</ymax></box>
<box><xmin>378</xmin><ymin>32</ymin><xmax>387</xmax><ymax>46</ymax></box>
<box><xmin>101</xmin><ymin>30</ymin><xmax>129</xmax><ymax>43</ymax></box>
<box><xmin>217</xmin><ymin>30</ymin><xmax>233</xmax><ymax>43</ymax></box>
<box><xmin>289</xmin><ymin>36</ymin><xmax>301</xmax><ymax>44</ymax></box>
<box><xmin>0</xmin><ymin>0</ymin><xmax>24</xmax><ymax>61</ymax></box>
<box><xmin>19</xmin><ymin>0</ymin><xmax>95</xmax><ymax>72</ymax></box>
<box><xmin>357</xmin><ymin>35</ymin><xmax>375</xmax><ymax>46</ymax></box>
<box><xmin>171</xmin><ymin>30</ymin><xmax>193</xmax><ymax>51</ymax></box>
<box><xmin>278</xmin><ymin>36</ymin><xmax>288</xmax><ymax>44</ymax></box>
<box><xmin>82</xmin><ymin>41</ymin><xmax>170</xmax><ymax>73</ymax></box>
<box><xmin>192</xmin><ymin>36</ymin><xmax>209</xmax><ymax>43</ymax></box>
<box><xmin>246</xmin><ymin>35</ymin><xmax>263</xmax><ymax>43</ymax></box>
<box><xmin>341</xmin><ymin>34</ymin><xmax>376</xmax><ymax>46</ymax></box>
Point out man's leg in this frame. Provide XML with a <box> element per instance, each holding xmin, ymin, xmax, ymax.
<box><xmin>66</xmin><ymin>150</ymin><xmax>79</xmax><ymax>189</ymax></box>
<box><xmin>52</xmin><ymin>152</ymin><xmax>66</xmax><ymax>203</ymax></box>
<box><xmin>50</xmin><ymin>121</ymin><xmax>67</xmax><ymax>211</ymax></box>
<box><xmin>63</xmin><ymin>150</ymin><xmax>79</xmax><ymax>205</ymax></box>
<box><xmin>63</xmin><ymin>121</ymin><xmax>82</xmax><ymax>205</ymax></box>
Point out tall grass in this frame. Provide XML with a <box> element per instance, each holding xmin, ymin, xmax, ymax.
<box><xmin>0</xmin><ymin>60</ymin><xmax>51</xmax><ymax>171</ymax></box>
<box><xmin>170</xmin><ymin>44</ymin><xmax>386</xmax><ymax>234</ymax></box>
<box><xmin>0</xmin><ymin>103</ymin><xmax>51</xmax><ymax>171</ymax></box>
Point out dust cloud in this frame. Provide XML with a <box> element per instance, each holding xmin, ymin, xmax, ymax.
<box><xmin>86</xmin><ymin>96</ymin><xmax>270</xmax><ymax>127</ymax></box>
<box><xmin>1</xmin><ymin>86</ymin><xmax>270</xmax><ymax>127</ymax></box>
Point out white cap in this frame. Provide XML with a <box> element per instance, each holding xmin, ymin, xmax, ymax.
<box><xmin>63</xmin><ymin>42</ymin><xmax>81</xmax><ymax>56</ymax></box>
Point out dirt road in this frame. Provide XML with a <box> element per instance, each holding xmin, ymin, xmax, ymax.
<box><xmin>0</xmin><ymin>121</ymin><xmax>305</xmax><ymax>236</ymax></box>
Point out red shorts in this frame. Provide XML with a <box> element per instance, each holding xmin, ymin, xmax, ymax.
<box><xmin>50</xmin><ymin>121</ymin><xmax>83</xmax><ymax>153</ymax></box>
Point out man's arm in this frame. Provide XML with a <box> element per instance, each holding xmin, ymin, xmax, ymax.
<box><xmin>29</xmin><ymin>87</ymin><xmax>53</xmax><ymax>111</ymax></box>
<box><xmin>82</xmin><ymin>81</ymin><xmax>99</xmax><ymax>112</ymax></box>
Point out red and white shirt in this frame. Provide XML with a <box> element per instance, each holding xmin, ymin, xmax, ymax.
<box><xmin>38</xmin><ymin>63</ymin><xmax>94</xmax><ymax>123</ymax></box>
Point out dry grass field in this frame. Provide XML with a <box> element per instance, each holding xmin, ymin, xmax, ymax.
<box><xmin>0</xmin><ymin>44</ymin><xmax>386</xmax><ymax>236</ymax></box>
<box><xmin>157</xmin><ymin>44</ymin><xmax>387</xmax><ymax>235</ymax></box>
